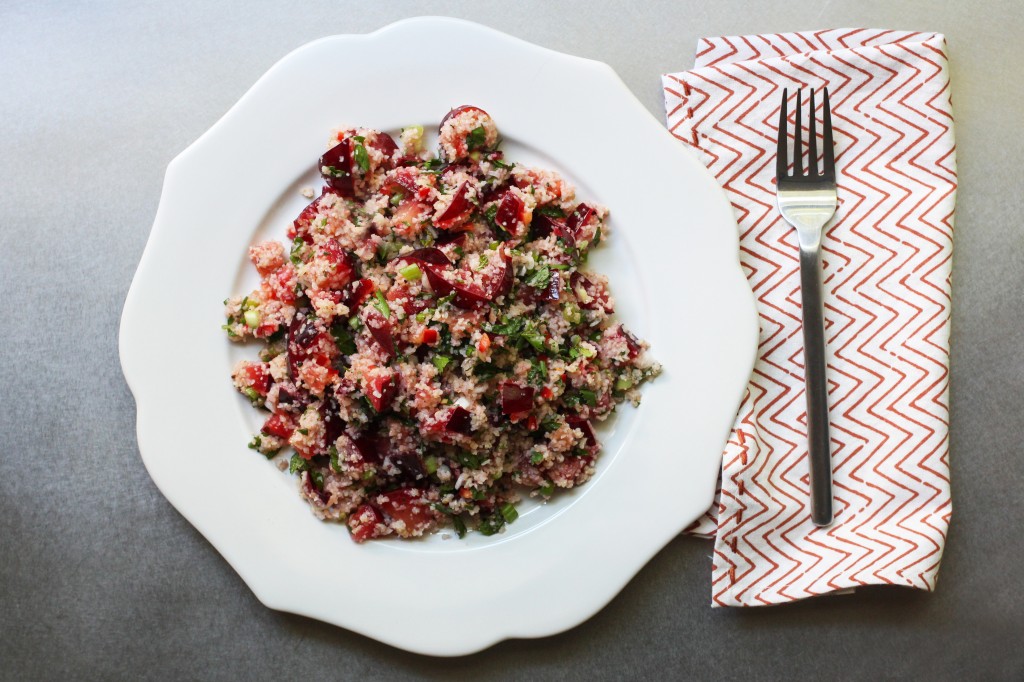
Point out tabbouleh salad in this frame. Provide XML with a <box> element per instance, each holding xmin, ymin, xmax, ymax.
<box><xmin>224</xmin><ymin>106</ymin><xmax>659</xmax><ymax>542</ymax></box>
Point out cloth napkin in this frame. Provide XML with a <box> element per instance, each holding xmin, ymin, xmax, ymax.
<box><xmin>662</xmin><ymin>29</ymin><xmax>956</xmax><ymax>607</ymax></box>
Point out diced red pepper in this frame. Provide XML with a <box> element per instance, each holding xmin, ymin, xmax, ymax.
<box><xmin>348</xmin><ymin>504</ymin><xmax>385</xmax><ymax>542</ymax></box>
<box><xmin>261</xmin><ymin>413</ymin><xmax>295</xmax><ymax>440</ymax></box>
<box><xmin>242</xmin><ymin>363</ymin><xmax>271</xmax><ymax>396</ymax></box>
<box><xmin>376</xmin><ymin>488</ymin><xmax>434</xmax><ymax>537</ymax></box>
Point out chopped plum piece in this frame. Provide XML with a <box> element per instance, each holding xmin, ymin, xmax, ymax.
<box><xmin>434</xmin><ymin>182</ymin><xmax>473</xmax><ymax>230</ymax></box>
<box><xmin>566</xmin><ymin>415</ymin><xmax>597</xmax><ymax>447</ymax></box>
<box><xmin>364</xmin><ymin>308</ymin><xmax>395</xmax><ymax>361</ymax></box>
<box><xmin>570</xmin><ymin>272</ymin><xmax>613</xmax><ymax>313</ymax></box>
<box><xmin>494</xmin><ymin>190</ymin><xmax>525</xmax><ymax>239</ymax></box>
<box><xmin>500</xmin><ymin>382</ymin><xmax>535</xmax><ymax>416</ymax></box>
<box><xmin>343</xmin><ymin>278</ymin><xmax>375</xmax><ymax>310</ymax></box>
<box><xmin>319</xmin><ymin>139</ymin><xmax>355</xmax><ymax>196</ymax></box>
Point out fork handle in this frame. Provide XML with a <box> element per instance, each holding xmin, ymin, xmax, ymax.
<box><xmin>799</xmin><ymin>245</ymin><xmax>834</xmax><ymax>527</ymax></box>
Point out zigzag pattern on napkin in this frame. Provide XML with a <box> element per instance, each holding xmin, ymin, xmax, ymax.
<box><xmin>663</xmin><ymin>29</ymin><xmax>955</xmax><ymax>606</ymax></box>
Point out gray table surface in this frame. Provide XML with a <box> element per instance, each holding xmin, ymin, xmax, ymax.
<box><xmin>3</xmin><ymin>1</ymin><xmax>1023</xmax><ymax>679</ymax></box>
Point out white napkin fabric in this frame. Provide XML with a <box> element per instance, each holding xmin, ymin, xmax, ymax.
<box><xmin>663</xmin><ymin>29</ymin><xmax>956</xmax><ymax>606</ymax></box>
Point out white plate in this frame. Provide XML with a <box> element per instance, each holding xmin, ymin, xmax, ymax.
<box><xmin>119</xmin><ymin>17</ymin><xmax>757</xmax><ymax>656</ymax></box>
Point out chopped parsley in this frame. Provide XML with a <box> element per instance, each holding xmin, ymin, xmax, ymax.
<box><xmin>352</xmin><ymin>136</ymin><xmax>371</xmax><ymax>173</ymax></box>
<box><xmin>330</xmin><ymin>323</ymin><xmax>357</xmax><ymax>355</ymax></box>
<box><xmin>432</xmin><ymin>355</ymin><xmax>452</xmax><ymax>373</ymax></box>
<box><xmin>527</xmin><ymin>359</ymin><xmax>548</xmax><ymax>386</ymax></box>
<box><xmin>466</xmin><ymin>126</ymin><xmax>487</xmax><ymax>151</ymax></box>
<box><xmin>289</xmin><ymin>454</ymin><xmax>309</xmax><ymax>474</ymax></box>
<box><xmin>525</xmin><ymin>264</ymin><xmax>551</xmax><ymax>289</ymax></box>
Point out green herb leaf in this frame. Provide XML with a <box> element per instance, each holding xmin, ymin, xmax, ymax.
<box><xmin>471</xmin><ymin>362</ymin><xmax>501</xmax><ymax>379</ymax></box>
<box><xmin>330</xmin><ymin>323</ymin><xmax>357</xmax><ymax>355</ymax></box>
<box><xmin>527</xmin><ymin>359</ymin><xmax>548</xmax><ymax>386</ymax></box>
<box><xmin>432</xmin><ymin>355</ymin><xmax>452</xmax><ymax>373</ymax></box>
<box><xmin>530</xmin><ymin>451</ymin><xmax>544</xmax><ymax>465</ymax></box>
<box><xmin>525</xmin><ymin>265</ymin><xmax>550</xmax><ymax>289</ymax></box>
<box><xmin>537</xmin><ymin>205</ymin><xmax>565</xmax><ymax>218</ymax></box>
<box><xmin>311</xmin><ymin>470</ymin><xmax>324</xmax><ymax>490</ymax></box>
<box><xmin>520</xmin><ymin>324</ymin><xmax>546</xmax><ymax>352</ymax></box>
<box><xmin>457</xmin><ymin>451</ymin><xmax>482</xmax><ymax>469</ymax></box>
<box><xmin>466</xmin><ymin>126</ymin><xmax>487</xmax><ymax>151</ymax></box>
<box><xmin>353</xmin><ymin>140</ymin><xmax>370</xmax><ymax>173</ymax></box>
<box><xmin>452</xmin><ymin>515</ymin><xmax>467</xmax><ymax>538</ymax></box>
<box><xmin>289</xmin><ymin>454</ymin><xmax>309</xmax><ymax>474</ymax></box>
<box><xmin>329</xmin><ymin>445</ymin><xmax>342</xmax><ymax>473</ymax></box>
<box><xmin>578</xmin><ymin>389</ymin><xmax>597</xmax><ymax>407</ymax></box>
<box><xmin>290</xmin><ymin>236</ymin><xmax>306</xmax><ymax>265</ymax></box>
<box><xmin>477</xmin><ymin>513</ymin><xmax>505</xmax><ymax>536</ymax></box>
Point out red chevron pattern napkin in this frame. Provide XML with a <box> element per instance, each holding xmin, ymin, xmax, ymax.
<box><xmin>662</xmin><ymin>29</ymin><xmax>955</xmax><ymax>606</ymax></box>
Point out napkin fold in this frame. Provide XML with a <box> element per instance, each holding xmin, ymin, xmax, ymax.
<box><xmin>662</xmin><ymin>29</ymin><xmax>956</xmax><ymax>607</ymax></box>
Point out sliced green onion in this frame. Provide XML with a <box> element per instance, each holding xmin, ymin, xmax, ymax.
<box><xmin>500</xmin><ymin>503</ymin><xmax>519</xmax><ymax>524</ymax></box>
<box><xmin>562</xmin><ymin>302</ymin><xmax>582</xmax><ymax>324</ymax></box>
<box><xmin>530</xmin><ymin>451</ymin><xmax>544</xmax><ymax>465</ymax></box>
<box><xmin>452</xmin><ymin>515</ymin><xmax>467</xmax><ymax>538</ymax></box>
<box><xmin>373</xmin><ymin>290</ymin><xmax>391</xmax><ymax>318</ymax></box>
<box><xmin>399</xmin><ymin>263</ymin><xmax>422</xmax><ymax>280</ymax></box>
<box><xmin>242</xmin><ymin>387</ymin><xmax>261</xmax><ymax>404</ymax></box>
<box><xmin>539</xmin><ymin>483</ymin><xmax>555</xmax><ymax>497</ymax></box>
<box><xmin>243</xmin><ymin>309</ymin><xmax>261</xmax><ymax>328</ymax></box>
<box><xmin>615</xmin><ymin>377</ymin><xmax>634</xmax><ymax>391</ymax></box>
<box><xmin>424</xmin><ymin>455</ymin><xmax>438</xmax><ymax>475</ymax></box>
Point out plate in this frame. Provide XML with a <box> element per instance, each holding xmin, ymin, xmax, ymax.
<box><xmin>119</xmin><ymin>17</ymin><xmax>757</xmax><ymax>656</ymax></box>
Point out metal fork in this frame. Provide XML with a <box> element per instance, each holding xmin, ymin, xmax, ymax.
<box><xmin>775</xmin><ymin>87</ymin><xmax>837</xmax><ymax>527</ymax></box>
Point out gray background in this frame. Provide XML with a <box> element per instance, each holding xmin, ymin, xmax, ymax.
<box><xmin>3</xmin><ymin>0</ymin><xmax>1022</xmax><ymax>679</ymax></box>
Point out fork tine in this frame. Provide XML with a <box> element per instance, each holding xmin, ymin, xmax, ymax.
<box><xmin>793</xmin><ymin>89</ymin><xmax>804</xmax><ymax>176</ymax></box>
<box><xmin>776</xmin><ymin>88</ymin><xmax>788</xmax><ymax>179</ymax></box>
<box><xmin>822</xmin><ymin>87</ymin><xmax>835</xmax><ymax>179</ymax></box>
<box><xmin>808</xmin><ymin>89</ymin><xmax>818</xmax><ymax>176</ymax></box>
